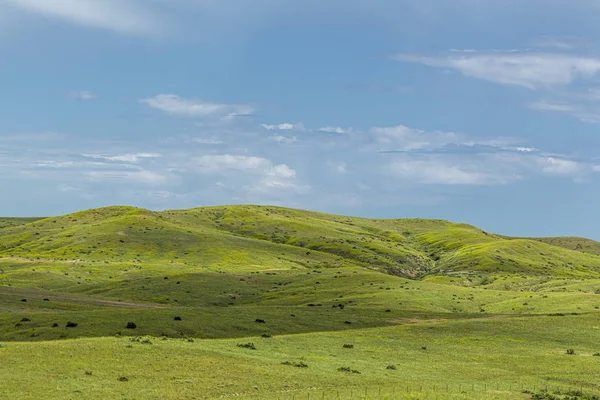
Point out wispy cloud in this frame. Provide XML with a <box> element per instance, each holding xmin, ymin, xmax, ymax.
<box><xmin>386</xmin><ymin>154</ymin><xmax>513</xmax><ymax>185</ymax></box>
<box><xmin>318</xmin><ymin>126</ymin><xmax>350</xmax><ymax>134</ymax></box>
<box><xmin>4</xmin><ymin>0</ymin><xmax>162</xmax><ymax>36</ymax></box>
<box><xmin>371</xmin><ymin>124</ymin><xmax>516</xmax><ymax>152</ymax></box>
<box><xmin>85</xmin><ymin>169</ymin><xmax>169</xmax><ymax>185</ymax></box>
<box><xmin>529</xmin><ymin>99</ymin><xmax>600</xmax><ymax>123</ymax></box>
<box><xmin>194</xmin><ymin>154</ymin><xmax>306</xmax><ymax>195</ymax></box>
<box><xmin>270</xmin><ymin>135</ymin><xmax>298</xmax><ymax>144</ymax></box>
<box><xmin>141</xmin><ymin>94</ymin><xmax>255</xmax><ymax>119</ymax></box>
<box><xmin>395</xmin><ymin>52</ymin><xmax>600</xmax><ymax>89</ymax></box>
<box><xmin>82</xmin><ymin>153</ymin><xmax>162</xmax><ymax>163</ymax></box>
<box><xmin>260</xmin><ymin>123</ymin><xmax>302</xmax><ymax>131</ymax></box>
<box><xmin>68</xmin><ymin>91</ymin><xmax>97</xmax><ymax>100</ymax></box>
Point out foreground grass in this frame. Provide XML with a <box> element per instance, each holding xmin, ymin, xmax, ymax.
<box><xmin>2</xmin><ymin>314</ymin><xmax>600</xmax><ymax>399</ymax></box>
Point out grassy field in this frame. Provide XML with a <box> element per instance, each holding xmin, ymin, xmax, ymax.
<box><xmin>2</xmin><ymin>205</ymin><xmax>600</xmax><ymax>399</ymax></box>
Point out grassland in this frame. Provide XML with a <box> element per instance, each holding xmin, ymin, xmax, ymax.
<box><xmin>2</xmin><ymin>205</ymin><xmax>600</xmax><ymax>399</ymax></box>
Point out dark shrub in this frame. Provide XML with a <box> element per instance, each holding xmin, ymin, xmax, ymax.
<box><xmin>237</xmin><ymin>342</ymin><xmax>257</xmax><ymax>350</ymax></box>
<box><xmin>21</xmin><ymin>299</ymin><xmax>27</xmax><ymax>302</ymax></box>
<box><xmin>66</xmin><ymin>321</ymin><xmax>78</xmax><ymax>328</ymax></box>
<box><xmin>385</xmin><ymin>309</ymin><xmax>391</xmax><ymax>313</ymax></box>
<box><xmin>118</xmin><ymin>377</ymin><xmax>129</xmax><ymax>382</ymax></box>
<box><xmin>337</xmin><ymin>366</ymin><xmax>361</xmax><ymax>374</ymax></box>
<box><xmin>421</xmin><ymin>346</ymin><xmax>427</xmax><ymax>350</ymax></box>
<box><xmin>343</xmin><ymin>344</ymin><xmax>354</xmax><ymax>349</ymax></box>
<box><xmin>52</xmin><ymin>323</ymin><xmax>59</xmax><ymax>328</ymax></box>
<box><xmin>43</xmin><ymin>298</ymin><xmax>50</xmax><ymax>302</ymax></box>
<box><xmin>174</xmin><ymin>316</ymin><xmax>182</xmax><ymax>321</ymax></box>
<box><xmin>126</xmin><ymin>322</ymin><xmax>137</xmax><ymax>329</ymax></box>
<box><xmin>255</xmin><ymin>319</ymin><xmax>266</xmax><ymax>323</ymax></box>
<box><xmin>386</xmin><ymin>365</ymin><xmax>397</xmax><ymax>370</ymax></box>
<box><xmin>261</xmin><ymin>333</ymin><xmax>272</xmax><ymax>338</ymax></box>
<box><xmin>566</xmin><ymin>348</ymin><xmax>575</xmax><ymax>355</ymax></box>
<box><xmin>21</xmin><ymin>317</ymin><xmax>31</xmax><ymax>322</ymax></box>
<box><xmin>344</xmin><ymin>321</ymin><xmax>352</xmax><ymax>325</ymax></box>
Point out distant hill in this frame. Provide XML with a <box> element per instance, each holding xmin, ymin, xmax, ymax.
<box><xmin>0</xmin><ymin>217</ymin><xmax>44</xmax><ymax>229</ymax></box>
<box><xmin>502</xmin><ymin>235</ymin><xmax>600</xmax><ymax>256</ymax></box>
<box><xmin>1</xmin><ymin>205</ymin><xmax>599</xmax><ymax>278</ymax></box>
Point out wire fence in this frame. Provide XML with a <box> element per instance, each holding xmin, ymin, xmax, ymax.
<box><xmin>231</xmin><ymin>382</ymin><xmax>599</xmax><ymax>399</ymax></box>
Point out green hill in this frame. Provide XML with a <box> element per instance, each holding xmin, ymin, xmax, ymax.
<box><xmin>1</xmin><ymin>205</ymin><xmax>599</xmax><ymax>278</ymax></box>
<box><xmin>3</xmin><ymin>205</ymin><xmax>600</xmax><ymax>399</ymax></box>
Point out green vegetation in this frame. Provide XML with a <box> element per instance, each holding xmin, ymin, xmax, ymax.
<box><xmin>2</xmin><ymin>204</ymin><xmax>600</xmax><ymax>399</ymax></box>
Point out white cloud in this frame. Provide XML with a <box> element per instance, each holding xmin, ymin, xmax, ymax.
<box><xmin>371</xmin><ymin>125</ymin><xmax>464</xmax><ymax>151</ymax></box>
<box><xmin>536</xmin><ymin>157</ymin><xmax>582</xmax><ymax>176</ymax></box>
<box><xmin>4</xmin><ymin>0</ymin><xmax>161</xmax><ymax>35</ymax></box>
<box><xmin>193</xmin><ymin>138</ymin><xmax>224</xmax><ymax>145</ymax></box>
<box><xmin>194</xmin><ymin>154</ymin><xmax>306</xmax><ymax>195</ymax></box>
<box><xmin>330</xmin><ymin>162</ymin><xmax>347</xmax><ymax>174</ymax></box>
<box><xmin>529</xmin><ymin>100</ymin><xmax>600</xmax><ymax>123</ymax></box>
<box><xmin>395</xmin><ymin>53</ymin><xmax>600</xmax><ymax>89</ymax></box>
<box><xmin>260</xmin><ymin>123</ymin><xmax>296</xmax><ymax>130</ymax></box>
<box><xmin>69</xmin><ymin>91</ymin><xmax>97</xmax><ymax>100</ymax></box>
<box><xmin>82</xmin><ymin>153</ymin><xmax>162</xmax><ymax>163</ymax></box>
<box><xmin>141</xmin><ymin>94</ymin><xmax>255</xmax><ymax>119</ymax></box>
<box><xmin>85</xmin><ymin>169</ymin><xmax>169</xmax><ymax>185</ymax></box>
<box><xmin>318</xmin><ymin>126</ymin><xmax>349</xmax><ymax>134</ymax></box>
<box><xmin>387</xmin><ymin>155</ymin><xmax>507</xmax><ymax>185</ymax></box>
<box><xmin>195</xmin><ymin>155</ymin><xmax>272</xmax><ymax>174</ymax></box>
<box><xmin>270</xmin><ymin>135</ymin><xmax>298</xmax><ymax>144</ymax></box>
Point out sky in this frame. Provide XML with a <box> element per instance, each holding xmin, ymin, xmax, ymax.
<box><xmin>1</xmin><ymin>0</ymin><xmax>600</xmax><ymax>239</ymax></box>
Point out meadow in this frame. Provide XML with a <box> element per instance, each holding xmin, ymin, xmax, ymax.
<box><xmin>2</xmin><ymin>205</ymin><xmax>600</xmax><ymax>399</ymax></box>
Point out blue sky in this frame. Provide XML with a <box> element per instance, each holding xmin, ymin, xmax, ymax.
<box><xmin>1</xmin><ymin>0</ymin><xmax>600</xmax><ymax>239</ymax></box>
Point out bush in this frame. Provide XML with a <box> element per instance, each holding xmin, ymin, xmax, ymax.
<box><xmin>174</xmin><ymin>316</ymin><xmax>182</xmax><ymax>321</ymax></box>
<box><xmin>337</xmin><ymin>366</ymin><xmax>361</xmax><ymax>374</ymax></box>
<box><xmin>126</xmin><ymin>322</ymin><xmax>137</xmax><ymax>329</ymax></box>
<box><xmin>255</xmin><ymin>319</ymin><xmax>266</xmax><ymax>324</ymax></box>
<box><xmin>237</xmin><ymin>342</ymin><xmax>257</xmax><ymax>350</ymax></box>
<box><xmin>342</xmin><ymin>344</ymin><xmax>354</xmax><ymax>349</ymax></box>
<box><xmin>117</xmin><ymin>376</ymin><xmax>129</xmax><ymax>382</ymax></box>
<box><xmin>66</xmin><ymin>321</ymin><xmax>78</xmax><ymax>328</ymax></box>
<box><xmin>566</xmin><ymin>348</ymin><xmax>575</xmax><ymax>355</ymax></box>
<box><xmin>21</xmin><ymin>317</ymin><xmax>31</xmax><ymax>322</ymax></box>
<box><xmin>386</xmin><ymin>365</ymin><xmax>397</xmax><ymax>370</ymax></box>
<box><xmin>52</xmin><ymin>323</ymin><xmax>59</xmax><ymax>328</ymax></box>
<box><xmin>281</xmin><ymin>361</ymin><xmax>308</xmax><ymax>368</ymax></box>
<box><xmin>261</xmin><ymin>333</ymin><xmax>272</xmax><ymax>338</ymax></box>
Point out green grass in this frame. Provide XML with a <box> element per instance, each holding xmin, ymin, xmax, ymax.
<box><xmin>3</xmin><ymin>314</ymin><xmax>600</xmax><ymax>399</ymax></box>
<box><xmin>2</xmin><ymin>204</ymin><xmax>600</xmax><ymax>399</ymax></box>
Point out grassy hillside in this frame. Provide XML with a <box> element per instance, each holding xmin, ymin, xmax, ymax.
<box><xmin>522</xmin><ymin>236</ymin><xmax>600</xmax><ymax>256</ymax></box>
<box><xmin>3</xmin><ymin>314</ymin><xmax>600</xmax><ymax>399</ymax></box>
<box><xmin>1</xmin><ymin>205</ymin><xmax>599</xmax><ymax>278</ymax></box>
<box><xmin>0</xmin><ymin>217</ymin><xmax>44</xmax><ymax>229</ymax></box>
<box><xmin>3</xmin><ymin>204</ymin><xmax>600</xmax><ymax>399</ymax></box>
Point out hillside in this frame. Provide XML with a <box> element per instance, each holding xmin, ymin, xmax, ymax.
<box><xmin>4</xmin><ymin>205</ymin><xmax>600</xmax><ymax>399</ymax></box>
<box><xmin>1</xmin><ymin>205</ymin><xmax>599</xmax><ymax>278</ymax></box>
<box><xmin>0</xmin><ymin>217</ymin><xmax>44</xmax><ymax>229</ymax></box>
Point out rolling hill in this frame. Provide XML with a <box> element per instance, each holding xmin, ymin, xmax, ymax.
<box><xmin>1</xmin><ymin>205</ymin><xmax>599</xmax><ymax>278</ymax></box>
<box><xmin>4</xmin><ymin>205</ymin><xmax>600</xmax><ymax>399</ymax></box>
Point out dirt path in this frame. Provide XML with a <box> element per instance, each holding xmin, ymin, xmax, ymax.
<box><xmin>0</xmin><ymin>287</ymin><xmax>168</xmax><ymax>309</ymax></box>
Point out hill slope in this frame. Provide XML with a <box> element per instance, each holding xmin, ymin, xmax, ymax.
<box><xmin>1</xmin><ymin>204</ymin><xmax>600</xmax><ymax>278</ymax></box>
